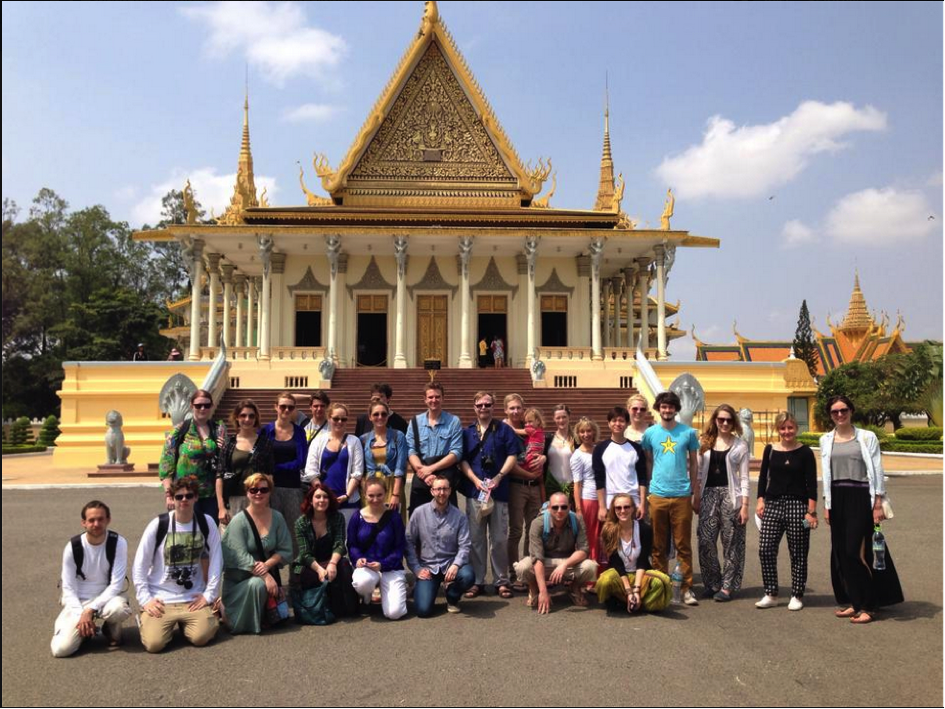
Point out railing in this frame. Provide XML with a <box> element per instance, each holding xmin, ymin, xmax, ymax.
<box><xmin>537</xmin><ymin>347</ymin><xmax>592</xmax><ymax>361</ymax></box>
<box><xmin>271</xmin><ymin>347</ymin><xmax>326</xmax><ymax>361</ymax></box>
<box><xmin>285</xmin><ymin>376</ymin><xmax>310</xmax><ymax>389</ymax></box>
<box><xmin>619</xmin><ymin>375</ymin><xmax>634</xmax><ymax>388</ymax></box>
<box><xmin>602</xmin><ymin>347</ymin><xmax>635</xmax><ymax>361</ymax></box>
<box><xmin>553</xmin><ymin>375</ymin><xmax>579</xmax><ymax>388</ymax></box>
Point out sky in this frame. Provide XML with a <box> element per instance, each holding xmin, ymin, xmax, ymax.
<box><xmin>3</xmin><ymin>1</ymin><xmax>942</xmax><ymax>359</ymax></box>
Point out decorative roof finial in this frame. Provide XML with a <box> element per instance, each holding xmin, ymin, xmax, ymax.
<box><xmin>593</xmin><ymin>74</ymin><xmax>616</xmax><ymax>211</ymax></box>
<box><xmin>219</xmin><ymin>80</ymin><xmax>259</xmax><ymax>225</ymax></box>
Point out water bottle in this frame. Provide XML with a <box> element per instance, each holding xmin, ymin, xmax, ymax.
<box><xmin>872</xmin><ymin>525</ymin><xmax>886</xmax><ymax>571</ymax></box>
<box><xmin>477</xmin><ymin>478</ymin><xmax>492</xmax><ymax>503</ymax></box>
<box><xmin>670</xmin><ymin>561</ymin><xmax>683</xmax><ymax>604</ymax></box>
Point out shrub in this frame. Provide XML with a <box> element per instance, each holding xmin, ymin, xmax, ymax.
<box><xmin>1</xmin><ymin>445</ymin><xmax>47</xmax><ymax>455</ymax></box>
<box><xmin>9</xmin><ymin>417</ymin><xmax>32</xmax><ymax>446</ymax></box>
<box><xmin>895</xmin><ymin>427</ymin><xmax>943</xmax><ymax>442</ymax></box>
<box><xmin>37</xmin><ymin>415</ymin><xmax>61</xmax><ymax>447</ymax></box>
<box><xmin>881</xmin><ymin>441</ymin><xmax>943</xmax><ymax>455</ymax></box>
<box><xmin>859</xmin><ymin>424</ymin><xmax>889</xmax><ymax>441</ymax></box>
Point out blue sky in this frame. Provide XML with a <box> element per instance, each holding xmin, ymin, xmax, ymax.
<box><xmin>3</xmin><ymin>1</ymin><xmax>942</xmax><ymax>358</ymax></box>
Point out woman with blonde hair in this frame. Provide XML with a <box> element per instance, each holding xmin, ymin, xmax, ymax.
<box><xmin>570</xmin><ymin>417</ymin><xmax>601</xmax><ymax>564</ymax></box>
<box><xmin>695</xmin><ymin>404</ymin><xmax>750</xmax><ymax>601</ymax></box>
<box><xmin>756</xmin><ymin>411</ymin><xmax>818</xmax><ymax>611</ymax></box>
<box><xmin>625</xmin><ymin>394</ymin><xmax>650</xmax><ymax>443</ymax></box>
<box><xmin>595</xmin><ymin>494</ymin><xmax>671</xmax><ymax>612</ymax></box>
<box><xmin>220</xmin><ymin>473</ymin><xmax>292</xmax><ymax>634</ymax></box>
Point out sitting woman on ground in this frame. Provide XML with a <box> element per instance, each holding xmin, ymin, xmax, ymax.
<box><xmin>220</xmin><ymin>473</ymin><xmax>292</xmax><ymax>634</ymax></box>
<box><xmin>216</xmin><ymin>399</ymin><xmax>274</xmax><ymax>520</ymax></box>
<box><xmin>292</xmin><ymin>482</ymin><xmax>359</xmax><ymax>621</ymax></box>
<box><xmin>360</xmin><ymin>399</ymin><xmax>408</xmax><ymax>520</ymax></box>
<box><xmin>304</xmin><ymin>403</ymin><xmax>365</xmax><ymax>523</ymax></box>
<box><xmin>348</xmin><ymin>478</ymin><xmax>408</xmax><ymax>620</ymax></box>
<box><xmin>595</xmin><ymin>494</ymin><xmax>672</xmax><ymax>613</ymax></box>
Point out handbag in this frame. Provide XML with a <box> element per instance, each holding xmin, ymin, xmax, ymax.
<box><xmin>290</xmin><ymin>583</ymin><xmax>335</xmax><ymax>626</ymax></box>
<box><xmin>881</xmin><ymin>497</ymin><xmax>895</xmax><ymax>520</ymax></box>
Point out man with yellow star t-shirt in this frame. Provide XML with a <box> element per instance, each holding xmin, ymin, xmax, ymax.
<box><xmin>642</xmin><ymin>391</ymin><xmax>700</xmax><ymax>606</ymax></box>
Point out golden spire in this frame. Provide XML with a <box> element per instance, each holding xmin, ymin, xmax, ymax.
<box><xmin>219</xmin><ymin>80</ymin><xmax>259</xmax><ymax>225</ymax></box>
<box><xmin>593</xmin><ymin>76</ymin><xmax>616</xmax><ymax>211</ymax></box>
<box><xmin>839</xmin><ymin>270</ymin><xmax>874</xmax><ymax>333</ymax></box>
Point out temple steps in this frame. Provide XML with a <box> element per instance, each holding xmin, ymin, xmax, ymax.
<box><xmin>217</xmin><ymin>368</ymin><xmax>641</xmax><ymax>428</ymax></box>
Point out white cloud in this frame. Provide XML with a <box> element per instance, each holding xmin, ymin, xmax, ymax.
<box><xmin>656</xmin><ymin>101</ymin><xmax>887</xmax><ymax>199</ymax></box>
<box><xmin>824</xmin><ymin>187</ymin><xmax>936</xmax><ymax>246</ymax></box>
<box><xmin>927</xmin><ymin>171</ymin><xmax>943</xmax><ymax>187</ymax></box>
<box><xmin>130</xmin><ymin>167</ymin><xmax>277</xmax><ymax>227</ymax></box>
<box><xmin>781</xmin><ymin>219</ymin><xmax>815</xmax><ymax>248</ymax></box>
<box><xmin>282</xmin><ymin>103</ymin><xmax>342</xmax><ymax>123</ymax></box>
<box><xmin>181</xmin><ymin>1</ymin><xmax>347</xmax><ymax>87</ymax></box>
<box><xmin>113</xmin><ymin>185</ymin><xmax>139</xmax><ymax>201</ymax></box>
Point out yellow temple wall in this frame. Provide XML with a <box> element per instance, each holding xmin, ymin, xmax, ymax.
<box><xmin>54</xmin><ymin>361</ymin><xmax>213</xmax><ymax>469</ymax></box>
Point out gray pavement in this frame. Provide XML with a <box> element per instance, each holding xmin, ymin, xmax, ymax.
<box><xmin>2</xmin><ymin>477</ymin><xmax>942</xmax><ymax>707</ymax></box>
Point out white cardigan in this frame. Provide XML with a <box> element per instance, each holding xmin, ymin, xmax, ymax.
<box><xmin>696</xmin><ymin>437</ymin><xmax>750</xmax><ymax>508</ymax></box>
<box><xmin>303</xmin><ymin>434</ymin><xmax>364</xmax><ymax>503</ymax></box>
<box><xmin>819</xmin><ymin>427</ymin><xmax>885</xmax><ymax>510</ymax></box>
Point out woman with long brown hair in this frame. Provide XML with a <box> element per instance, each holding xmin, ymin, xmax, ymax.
<box><xmin>594</xmin><ymin>494</ymin><xmax>671</xmax><ymax>613</ymax></box>
<box><xmin>695</xmin><ymin>404</ymin><xmax>750</xmax><ymax>601</ymax></box>
<box><xmin>216</xmin><ymin>399</ymin><xmax>274</xmax><ymax>519</ymax></box>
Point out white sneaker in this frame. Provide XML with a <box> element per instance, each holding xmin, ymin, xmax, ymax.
<box><xmin>446</xmin><ymin>602</ymin><xmax>461</xmax><ymax>614</ymax></box>
<box><xmin>788</xmin><ymin>596</ymin><xmax>804</xmax><ymax>611</ymax></box>
<box><xmin>755</xmin><ymin>594</ymin><xmax>778</xmax><ymax>609</ymax></box>
<box><xmin>682</xmin><ymin>590</ymin><xmax>699</xmax><ymax>606</ymax></box>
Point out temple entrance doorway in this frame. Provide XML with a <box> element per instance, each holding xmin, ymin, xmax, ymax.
<box><xmin>477</xmin><ymin>294</ymin><xmax>508</xmax><ymax>367</ymax></box>
<box><xmin>294</xmin><ymin>294</ymin><xmax>322</xmax><ymax>347</ymax></box>
<box><xmin>417</xmin><ymin>294</ymin><xmax>448</xmax><ymax>365</ymax></box>
<box><xmin>356</xmin><ymin>295</ymin><xmax>388</xmax><ymax>367</ymax></box>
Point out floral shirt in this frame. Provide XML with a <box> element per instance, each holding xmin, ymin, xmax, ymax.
<box><xmin>158</xmin><ymin>420</ymin><xmax>222</xmax><ymax>499</ymax></box>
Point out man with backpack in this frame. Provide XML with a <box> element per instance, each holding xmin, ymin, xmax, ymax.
<box><xmin>132</xmin><ymin>476</ymin><xmax>222</xmax><ymax>653</ymax></box>
<box><xmin>51</xmin><ymin>501</ymin><xmax>132</xmax><ymax>657</ymax></box>
<box><xmin>514</xmin><ymin>492</ymin><xmax>597</xmax><ymax>614</ymax></box>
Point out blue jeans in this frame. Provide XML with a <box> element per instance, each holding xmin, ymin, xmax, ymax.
<box><xmin>413</xmin><ymin>564</ymin><xmax>475</xmax><ymax>618</ymax></box>
<box><xmin>195</xmin><ymin>496</ymin><xmax>219</xmax><ymax>524</ymax></box>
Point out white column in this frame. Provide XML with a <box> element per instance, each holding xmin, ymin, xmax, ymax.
<box><xmin>246</xmin><ymin>276</ymin><xmax>255</xmax><ymax>348</ymax></box>
<box><xmin>612</xmin><ymin>276</ymin><xmax>623</xmax><ymax>348</ymax></box>
<box><xmin>602</xmin><ymin>277</ymin><xmax>612</xmax><ymax>348</ymax></box>
<box><xmin>655</xmin><ymin>244</ymin><xmax>668</xmax><ymax>360</ymax></box>
<box><xmin>575</xmin><ymin>255</ymin><xmax>591</xmax><ymax>347</ymax></box>
<box><xmin>187</xmin><ymin>238</ymin><xmax>204</xmax><ymax>361</ymax></box>
<box><xmin>270</xmin><ymin>254</ymin><xmax>285</xmax><ymax>348</ymax></box>
<box><xmin>259</xmin><ymin>276</ymin><xmax>271</xmax><ymax>360</ymax></box>
<box><xmin>234</xmin><ymin>275</ymin><xmax>245</xmax><ymax>351</ymax></box>
<box><xmin>589</xmin><ymin>239</ymin><xmax>604</xmax><ymax>360</ymax></box>
<box><xmin>206</xmin><ymin>253</ymin><xmax>221</xmax><ymax>349</ymax></box>
<box><xmin>221</xmin><ymin>264</ymin><xmax>234</xmax><ymax>348</ymax></box>
<box><xmin>524</xmin><ymin>236</ymin><xmax>540</xmax><ymax>367</ymax></box>
<box><xmin>326</xmin><ymin>235</ymin><xmax>341</xmax><ymax>363</ymax></box>
<box><xmin>636</xmin><ymin>257</ymin><xmax>651</xmax><ymax>353</ymax></box>
<box><xmin>255</xmin><ymin>277</ymin><xmax>263</xmax><ymax>347</ymax></box>
<box><xmin>624</xmin><ymin>265</ymin><xmax>636</xmax><ymax>349</ymax></box>
<box><xmin>394</xmin><ymin>236</ymin><xmax>409</xmax><ymax>368</ymax></box>
<box><xmin>457</xmin><ymin>236</ymin><xmax>474</xmax><ymax>368</ymax></box>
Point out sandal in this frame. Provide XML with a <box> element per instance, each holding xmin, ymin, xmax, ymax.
<box><xmin>835</xmin><ymin>606</ymin><xmax>856</xmax><ymax>618</ymax></box>
<box><xmin>851</xmin><ymin>611</ymin><xmax>874</xmax><ymax>624</ymax></box>
<box><xmin>511</xmin><ymin>581</ymin><xmax>528</xmax><ymax>593</ymax></box>
<box><xmin>525</xmin><ymin>593</ymin><xmax>537</xmax><ymax>608</ymax></box>
<box><xmin>568</xmin><ymin>584</ymin><xmax>588</xmax><ymax>607</ymax></box>
<box><xmin>464</xmin><ymin>584</ymin><xmax>483</xmax><ymax>599</ymax></box>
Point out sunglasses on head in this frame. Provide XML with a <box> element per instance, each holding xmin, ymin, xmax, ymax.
<box><xmin>248</xmin><ymin>487</ymin><xmax>270</xmax><ymax>495</ymax></box>
<box><xmin>193</xmin><ymin>403</ymin><xmax>212</xmax><ymax>410</ymax></box>
<box><xmin>174</xmin><ymin>493</ymin><xmax>196</xmax><ymax>501</ymax></box>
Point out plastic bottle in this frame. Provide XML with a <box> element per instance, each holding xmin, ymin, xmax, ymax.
<box><xmin>872</xmin><ymin>525</ymin><xmax>886</xmax><ymax>571</ymax></box>
<box><xmin>477</xmin><ymin>478</ymin><xmax>492</xmax><ymax>503</ymax></box>
<box><xmin>670</xmin><ymin>561</ymin><xmax>683</xmax><ymax>603</ymax></box>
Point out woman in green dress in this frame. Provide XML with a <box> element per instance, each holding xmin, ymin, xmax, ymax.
<box><xmin>221</xmin><ymin>473</ymin><xmax>292</xmax><ymax>634</ymax></box>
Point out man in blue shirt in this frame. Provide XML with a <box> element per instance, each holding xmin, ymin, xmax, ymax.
<box><xmin>460</xmin><ymin>391</ymin><xmax>521</xmax><ymax>599</ymax></box>
<box><xmin>407</xmin><ymin>382</ymin><xmax>464</xmax><ymax>516</ymax></box>
<box><xmin>405</xmin><ymin>475</ymin><xmax>475</xmax><ymax>616</ymax></box>
<box><xmin>642</xmin><ymin>391</ymin><xmax>700</xmax><ymax>606</ymax></box>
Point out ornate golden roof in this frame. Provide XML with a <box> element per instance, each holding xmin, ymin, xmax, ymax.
<box><xmin>593</xmin><ymin>90</ymin><xmax>615</xmax><ymax>211</ymax></box>
<box><xmin>312</xmin><ymin>1</ymin><xmax>550</xmax><ymax>209</ymax></box>
<box><xmin>839</xmin><ymin>271</ymin><xmax>874</xmax><ymax>334</ymax></box>
<box><xmin>218</xmin><ymin>92</ymin><xmax>259</xmax><ymax>225</ymax></box>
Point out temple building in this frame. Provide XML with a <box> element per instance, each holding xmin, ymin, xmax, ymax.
<box><xmin>693</xmin><ymin>273</ymin><xmax>913</xmax><ymax>375</ymax></box>
<box><xmin>141</xmin><ymin>1</ymin><xmax>712</xmax><ymax>382</ymax></box>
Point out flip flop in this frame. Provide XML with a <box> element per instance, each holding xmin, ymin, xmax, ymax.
<box><xmin>497</xmin><ymin>585</ymin><xmax>513</xmax><ymax>599</ymax></box>
<box><xmin>835</xmin><ymin>606</ymin><xmax>856</xmax><ymax>618</ymax></box>
<box><xmin>851</xmin><ymin>611</ymin><xmax>874</xmax><ymax>624</ymax></box>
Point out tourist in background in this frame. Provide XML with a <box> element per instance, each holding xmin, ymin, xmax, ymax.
<box><xmin>756</xmin><ymin>411</ymin><xmax>818</xmax><ymax>611</ymax></box>
<box><xmin>354</xmin><ymin>383</ymin><xmax>408</xmax><ymax>437</ymax></box>
<box><xmin>220</xmin><ymin>473</ymin><xmax>292</xmax><ymax>634</ymax></box>
<box><xmin>696</xmin><ymin>404</ymin><xmax>750</xmax><ymax>602</ymax></box>
<box><xmin>821</xmin><ymin>395</ymin><xmax>903</xmax><ymax>623</ymax></box>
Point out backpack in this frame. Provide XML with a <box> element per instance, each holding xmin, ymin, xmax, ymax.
<box><xmin>71</xmin><ymin>530</ymin><xmax>120</xmax><ymax>582</ymax></box>
<box><xmin>154</xmin><ymin>512</ymin><xmax>211</xmax><ymax>552</ymax></box>
<box><xmin>540</xmin><ymin>503</ymin><xmax>579</xmax><ymax>541</ymax></box>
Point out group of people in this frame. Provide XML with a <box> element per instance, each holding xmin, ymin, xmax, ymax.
<box><xmin>52</xmin><ymin>384</ymin><xmax>903</xmax><ymax>655</ymax></box>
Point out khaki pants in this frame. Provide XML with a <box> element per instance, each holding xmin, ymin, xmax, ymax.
<box><xmin>138</xmin><ymin>602</ymin><xmax>218</xmax><ymax>653</ymax></box>
<box><xmin>507</xmin><ymin>481</ymin><xmax>541</xmax><ymax>582</ymax></box>
<box><xmin>513</xmin><ymin>556</ymin><xmax>598</xmax><ymax>587</ymax></box>
<box><xmin>648</xmin><ymin>494</ymin><xmax>694</xmax><ymax>592</ymax></box>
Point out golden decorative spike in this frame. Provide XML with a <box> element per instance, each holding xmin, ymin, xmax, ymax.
<box><xmin>611</xmin><ymin>173</ymin><xmax>625</xmax><ymax>213</ymax></box>
<box><xmin>298</xmin><ymin>162</ymin><xmax>332</xmax><ymax>207</ymax></box>
<box><xmin>219</xmin><ymin>89</ymin><xmax>259</xmax><ymax>225</ymax></box>
<box><xmin>593</xmin><ymin>86</ymin><xmax>616</xmax><ymax>211</ymax></box>
<box><xmin>259</xmin><ymin>186</ymin><xmax>269</xmax><ymax>208</ymax></box>
<box><xmin>661</xmin><ymin>188</ymin><xmax>675</xmax><ymax>230</ymax></box>
<box><xmin>532</xmin><ymin>172</ymin><xmax>557</xmax><ymax>209</ymax></box>
<box><xmin>313</xmin><ymin>152</ymin><xmax>334</xmax><ymax>178</ymax></box>
<box><xmin>183</xmin><ymin>179</ymin><xmax>197</xmax><ymax>225</ymax></box>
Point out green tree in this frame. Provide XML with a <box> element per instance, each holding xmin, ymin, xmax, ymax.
<box><xmin>815</xmin><ymin>362</ymin><xmax>886</xmax><ymax>429</ymax></box>
<box><xmin>37</xmin><ymin>415</ymin><xmax>61</xmax><ymax>447</ymax></box>
<box><xmin>792</xmin><ymin>300</ymin><xmax>819</xmax><ymax>379</ymax></box>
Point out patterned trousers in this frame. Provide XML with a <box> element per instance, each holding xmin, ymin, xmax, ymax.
<box><xmin>697</xmin><ymin>486</ymin><xmax>746</xmax><ymax>593</ymax></box>
<box><xmin>758</xmin><ymin>496</ymin><xmax>810</xmax><ymax>598</ymax></box>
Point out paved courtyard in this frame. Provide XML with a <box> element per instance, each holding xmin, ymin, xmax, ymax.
<box><xmin>2</xmin><ymin>475</ymin><xmax>941</xmax><ymax>707</ymax></box>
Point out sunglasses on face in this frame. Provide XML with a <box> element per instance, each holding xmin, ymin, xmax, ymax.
<box><xmin>432</xmin><ymin>487</ymin><xmax>451</xmax><ymax>493</ymax></box>
<box><xmin>630</xmin><ymin>407</ymin><xmax>646</xmax><ymax>413</ymax></box>
<box><xmin>248</xmin><ymin>487</ymin><xmax>270</xmax><ymax>495</ymax></box>
<box><xmin>278</xmin><ymin>404</ymin><xmax>296</xmax><ymax>411</ymax></box>
<box><xmin>193</xmin><ymin>403</ymin><xmax>212</xmax><ymax>410</ymax></box>
<box><xmin>614</xmin><ymin>505</ymin><xmax>633</xmax><ymax>511</ymax></box>
<box><xmin>716</xmin><ymin>417</ymin><xmax>733</xmax><ymax>425</ymax></box>
<box><xmin>474</xmin><ymin>403</ymin><xmax>493</xmax><ymax>409</ymax></box>
<box><xmin>238</xmin><ymin>412</ymin><xmax>256</xmax><ymax>419</ymax></box>
<box><xmin>332</xmin><ymin>416</ymin><xmax>348</xmax><ymax>423</ymax></box>
<box><xmin>371</xmin><ymin>411</ymin><xmax>389</xmax><ymax>418</ymax></box>
<box><xmin>174</xmin><ymin>493</ymin><xmax>196</xmax><ymax>501</ymax></box>
<box><xmin>831</xmin><ymin>408</ymin><xmax>850</xmax><ymax>416</ymax></box>
<box><xmin>550</xmin><ymin>505</ymin><xmax>569</xmax><ymax>511</ymax></box>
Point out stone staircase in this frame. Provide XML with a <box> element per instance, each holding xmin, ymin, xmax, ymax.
<box><xmin>218</xmin><ymin>369</ymin><xmax>642</xmax><ymax>428</ymax></box>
